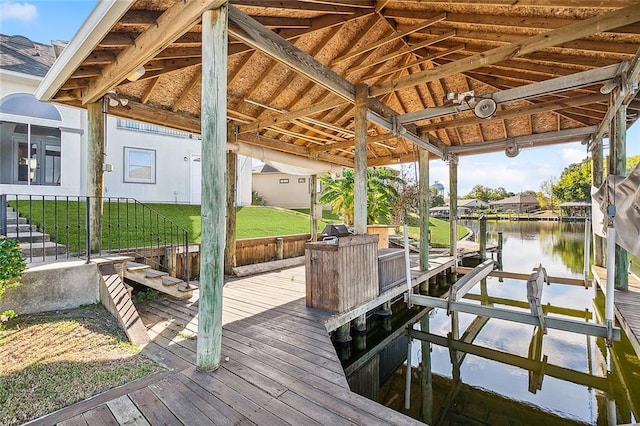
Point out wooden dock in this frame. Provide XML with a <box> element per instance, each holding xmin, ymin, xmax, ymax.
<box><xmin>31</xmin><ymin>265</ymin><xmax>424</xmax><ymax>425</ymax></box>
<box><xmin>592</xmin><ymin>265</ymin><xmax>640</xmax><ymax>358</ymax></box>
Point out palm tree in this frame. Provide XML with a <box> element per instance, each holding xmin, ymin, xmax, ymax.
<box><xmin>319</xmin><ymin>167</ymin><xmax>402</xmax><ymax>225</ymax></box>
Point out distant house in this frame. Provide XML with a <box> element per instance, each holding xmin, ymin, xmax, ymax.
<box><xmin>252</xmin><ymin>163</ymin><xmax>319</xmax><ymax>209</ymax></box>
<box><xmin>0</xmin><ymin>34</ymin><xmax>252</xmax><ymax>204</ymax></box>
<box><xmin>429</xmin><ymin>198</ymin><xmax>488</xmax><ymax>217</ymax></box>
<box><xmin>490</xmin><ymin>194</ymin><xmax>539</xmax><ymax>212</ymax></box>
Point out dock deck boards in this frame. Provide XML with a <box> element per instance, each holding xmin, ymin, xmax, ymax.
<box><xmin>34</xmin><ymin>265</ymin><xmax>426</xmax><ymax>426</ymax></box>
<box><xmin>592</xmin><ymin>265</ymin><xmax>640</xmax><ymax>358</ymax></box>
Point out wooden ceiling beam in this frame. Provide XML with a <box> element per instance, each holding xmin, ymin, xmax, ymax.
<box><xmin>141</xmin><ymin>77</ymin><xmax>159</xmax><ymax>104</ymax></box>
<box><xmin>361</xmin><ymin>45</ymin><xmax>464</xmax><ymax>81</ymax></box>
<box><xmin>172</xmin><ymin>65</ymin><xmax>202</xmax><ymax>112</ymax></box>
<box><xmin>346</xmin><ymin>32</ymin><xmax>455</xmax><ymax>75</ymax></box>
<box><xmin>446</xmin><ymin>126</ymin><xmax>598</xmax><ymax>157</ymax></box>
<box><xmin>82</xmin><ymin>0</ymin><xmax>225</xmax><ymax>104</ymax></box>
<box><xmin>232</xmin><ymin>0</ymin><xmax>371</xmax><ymax>14</ymax></box>
<box><xmin>238</xmin><ymin>98</ymin><xmax>348</xmax><ymax>134</ymax></box>
<box><xmin>407</xmin><ymin>28</ymin><xmax>640</xmax><ymax>57</ymax></box>
<box><xmin>371</xmin><ymin>3</ymin><xmax>640</xmax><ymax>97</ymax></box>
<box><xmin>119</xmin><ymin>10</ymin><xmax>162</xmax><ymax>26</ymax></box>
<box><xmin>418</xmin><ymin>93</ymin><xmax>608</xmax><ymax>132</ymax></box>
<box><xmin>251</xmin><ymin>16</ymin><xmax>311</xmax><ymax>29</ymax></box>
<box><xmin>332</xmin><ymin>13</ymin><xmax>447</xmax><ymax>65</ymax></box>
<box><xmin>385</xmin><ymin>10</ymin><xmax>640</xmax><ymax>36</ymax></box>
<box><xmin>405</xmin><ymin>1</ymin><xmax>633</xmax><ymax>8</ymax></box>
<box><xmin>400</xmin><ymin>63</ymin><xmax>621</xmax><ymax>123</ymax></box>
<box><xmin>81</xmin><ymin>51</ymin><xmax>118</xmax><ymax>66</ymax></box>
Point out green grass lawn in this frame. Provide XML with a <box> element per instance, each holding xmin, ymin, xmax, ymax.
<box><xmin>408</xmin><ymin>217</ymin><xmax>469</xmax><ymax>247</ymax></box>
<box><xmin>11</xmin><ymin>200</ymin><xmax>466</xmax><ymax>250</ymax></box>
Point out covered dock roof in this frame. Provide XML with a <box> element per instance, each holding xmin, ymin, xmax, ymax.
<box><xmin>37</xmin><ymin>0</ymin><xmax>640</xmax><ymax>167</ymax></box>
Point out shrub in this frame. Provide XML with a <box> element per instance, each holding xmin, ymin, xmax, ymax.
<box><xmin>0</xmin><ymin>237</ymin><xmax>25</xmax><ymax>328</ymax></box>
<box><xmin>251</xmin><ymin>191</ymin><xmax>266</xmax><ymax>206</ymax></box>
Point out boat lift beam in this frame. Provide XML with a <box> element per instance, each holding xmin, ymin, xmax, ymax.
<box><xmin>405</xmin><ymin>293</ymin><xmax>621</xmax><ymax>340</ymax></box>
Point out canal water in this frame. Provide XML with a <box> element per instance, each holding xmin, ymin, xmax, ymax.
<box><xmin>339</xmin><ymin>220</ymin><xmax>640</xmax><ymax>425</ymax></box>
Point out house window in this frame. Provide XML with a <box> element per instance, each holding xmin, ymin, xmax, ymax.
<box><xmin>279</xmin><ymin>178</ymin><xmax>289</xmax><ymax>184</ymax></box>
<box><xmin>124</xmin><ymin>147</ymin><xmax>155</xmax><ymax>183</ymax></box>
<box><xmin>298</xmin><ymin>178</ymin><xmax>306</xmax><ymax>183</ymax></box>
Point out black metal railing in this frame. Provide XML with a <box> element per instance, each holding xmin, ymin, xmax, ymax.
<box><xmin>0</xmin><ymin>194</ymin><xmax>190</xmax><ymax>283</ymax></box>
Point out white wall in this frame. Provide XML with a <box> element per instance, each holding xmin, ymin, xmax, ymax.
<box><xmin>253</xmin><ymin>172</ymin><xmax>313</xmax><ymax>209</ymax></box>
<box><xmin>103</xmin><ymin>116</ymin><xmax>200</xmax><ymax>203</ymax></box>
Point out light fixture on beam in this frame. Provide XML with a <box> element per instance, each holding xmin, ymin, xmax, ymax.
<box><xmin>505</xmin><ymin>141</ymin><xmax>520</xmax><ymax>158</ymax></box>
<box><xmin>126</xmin><ymin>65</ymin><xmax>146</xmax><ymax>82</ymax></box>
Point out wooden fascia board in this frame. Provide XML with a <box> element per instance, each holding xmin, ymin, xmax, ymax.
<box><xmin>446</xmin><ymin>126</ymin><xmax>597</xmax><ymax>156</ymax></box>
<box><xmin>82</xmin><ymin>0</ymin><xmax>226</xmax><ymax>104</ymax></box>
<box><xmin>399</xmin><ymin>63</ymin><xmax>621</xmax><ymax>124</ymax></box>
<box><xmin>228</xmin><ymin>5</ymin><xmax>355</xmax><ymax>102</ymax></box>
<box><xmin>237</xmin><ymin>134</ymin><xmax>354</xmax><ymax>167</ymax></box>
<box><xmin>370</xmin><ymin>3</ymin><xmax>640</xmax><ymax>97</ymax></box>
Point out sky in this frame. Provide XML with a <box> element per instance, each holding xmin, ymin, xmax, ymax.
<box><xmin>2</xmin><ymin>0</ymin><xmax>639</xmax><ymax>196</ymax></box>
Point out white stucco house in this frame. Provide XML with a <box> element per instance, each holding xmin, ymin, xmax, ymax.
<box><xmin>0</xmin><ymin>34</ymin><xmax>251</xmax><ymax>205</ymax></box>
<box><xmin>252</xmin><ymin>163</ymin><xmax>321</xmax><ymax>209</ymax></box>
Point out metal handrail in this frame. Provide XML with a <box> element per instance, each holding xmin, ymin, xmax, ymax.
<box><xmin>0</xmin><ymin>194</ymin><xmax>191</xmax><ymax>284</ymax></box>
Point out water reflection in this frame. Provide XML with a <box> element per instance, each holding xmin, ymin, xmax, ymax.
<box><xmin>341</xmin><ymin>221</ymin><xmax>640</xmax><ymax>425</ymax></box>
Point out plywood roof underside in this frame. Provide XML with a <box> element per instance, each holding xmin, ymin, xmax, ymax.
<box><xmin>46</xmin><ymin>0</ymin><xmax>640</xmax><ymax>167</ymax></box>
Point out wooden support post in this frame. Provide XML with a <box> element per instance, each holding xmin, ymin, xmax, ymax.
<box><xmin>377</xmin><ymin>300</ymin><xmax>392</xmax><ymax>316</ymax></box>
<box><xmin>497</xmin><ymin>231</ymin><xmax>504</xmax><ymax>273</ymax></box>
<box><xmin>353</xmin><ymin>83</ymin><xmax>368</xmax><ymax>235</ymax></box>
<box><xmin>197</xmin><ymin>5</ymin><xmax>227</xmax><ymax>372</ymax></box>
<box><xmin>479</xmin><ymin>215</ymin><xmax>487</xmax><ymax>260</ymax></box>
<box><xmin>591</xmin><ymin>137</ymin><xmax>604</xmax><ymax>267</ymax></box>
<box><xmin>419</xmin><ymin>314</ymin><xmax>434</xmax><ymax>426</ymax></box>
<box><xmin>611</xmin><ymin>103</ymin><xmax>628</xmax><ymax>290</ymax></box>
<box><xmin>224</xmin><ymin>126</ymin><xmax>237</xmax><ymax>275</ymax></box>
<box><xmin>449</xmin><ymin>155</ymin><xmax>458</xmax><ymax>258</ymax></box>
<box><xmin>419</xmin><ymin>147</ymin><xmax>430</xmax><ymax>272</ymax></box>
<box><xmin>87</xmin><ymin>101</ymin><xmax>104</xmax><ymax>254</ymax></box>
<box><xmin>275</xmin><ymin>237</ymin><xmax>284</xmax><ymax>260</ymax></box>
<box><xmin>354</xmin><ymin>314</ymin><xmax>367</xmax><ymax>332</ymax></box>
<box><xmin>335</xmin><ymin>323</ymin><xmax>352</xmax><ymax>343</ymax></box>
<box><xmin>310</xmin><ymin>174</ymin><xmax>318</xmax><ymax>242</ymax></box>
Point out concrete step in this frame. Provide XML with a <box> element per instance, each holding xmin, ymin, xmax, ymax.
<box><xmin>7</xmin><ymin>231</ymin><xmax>50</xmax><ymax>243</ymax></box>
<box><xmin>7</xmin><ymin>223</ymin><xmax>37</xmax><ymax>233</ymax></box>
<box><xmin>20</xmin><ymin>241</ymin><xmax>67</xmax><ymax>257</ymax></box>
<box><xmin>6</xmin><ymin>217</ymin><xmax>27</xmax><ymax>225</ymax></box>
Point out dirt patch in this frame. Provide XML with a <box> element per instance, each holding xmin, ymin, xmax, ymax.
<box><xmin>0</xmin><ymin>304</ymin><xmax>163</xmax><ymax>426</ymax></box>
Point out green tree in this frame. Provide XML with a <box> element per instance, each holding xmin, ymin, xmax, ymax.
<box><xmin>627</xmin><ymin>154</ymin><xmax>640</xmax><ymax>172</ymax></box>
<box><xmin>429</xmin><ymin>185</ymin><xmax>445</xmax><ymax>207</ymax></box>
<box><xmin>538</xmin><ymin>178</ymin><xmax>556</xmax><ymax>210</ymax></box>
<box><xmin>319</xmin><ymin>167</ymin><xmax>402</xmax><ymax>225</ymax></box>
<box><xmin>463</xmin><ymin>185</ymin><xmax>514</xmax><ymax>202</ymax></box>
<box><xmin>552</xmin><ymin>158</ymin><xmax>591</xmax><ymax>203</ymax></box>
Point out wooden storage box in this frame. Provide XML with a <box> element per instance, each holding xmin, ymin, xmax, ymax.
<box><xmin>377</xmin><ymin>248</ymin><xmax>406</xmax><ymax>294</ymax></box>
<box><xmin>305</xmin><ymin>234</ymin><xmax>378</xmax><ymax>313</ymax></box>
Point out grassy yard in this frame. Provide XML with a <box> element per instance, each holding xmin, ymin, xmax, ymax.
<box><xmin>11</xmin><ymin>200</ymin><xmax>466</xmax><ymax>250</ymax></box>
<box><xmin>0</xmin><ymin>304</ymin><xmax>163</xmax><ymax>425</ymax></box>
